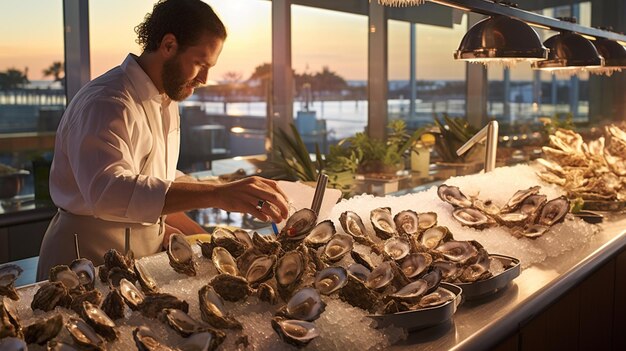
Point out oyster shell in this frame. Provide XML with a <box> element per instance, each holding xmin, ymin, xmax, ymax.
<box><xmin>134</xmin><ymin>261</ymin><xmax>158</xmax><ymax>294</ymax></box>
<box><xmin>431</xmin><ymin>260</ymin><xmax>463</xmax><ymax>282</ymax></box>
<box><xmin>536</xmin><ymin>196</ymin><xmax>570</xmax><ymax>227</ymax></box>
<box><xmin>101</xmin><ymin>288</ymin><xmax>126</xmax><ymax>320</ymax></box>
<box><xmin>107</xmin><ymin>266</ymin><xmax>137</xmax><ymax>288</ymax></box>
<box><xmin>251</xmin><ymin>232</ymin><xmax>282</xmax><ymax>256</ymax></box>
<box><xmin>133</xmin><ymin>326</ymin><xmax>175</xmax><ymax>351</ymax></box>
<box><xmin>350</xmin><ymin>250</ymin><xmax>375</xmax><ymax>271</ymax></box>
<box><xmin>275</xmin><ymin>250</ymin><xmax>306</xmax><ymax>300</ymax></box>
<box><xmin>0</xmin><ymin>264</ymin><xmax>22</xmax><ymax>301</ymax></box>
<box><xmin>208</xmin><ymin>274</ymin><xmax>251</xmax><ymax>302</ymax></box>
<box><xmin>434</xmin><ymin>240</ymin><xmax>479</xmax><ymax>264</ymax></box>
<box><xmin>232</xmin><ymin>229</ymin><xmax>254</xmax><ymax>250</ymax></box>
<box><xmin>370</xmin><ymin>207</ymin><xmax>397</xmax><ymax>240</ymax></box>
<box><xmin>418</xmin><ymin>212</ymin><xmax>438</xmax><ymax>231</ymax></box>
<box><xmin>70</xmin><ymin>258</ymin><xmax>96</xmax><ymax>291</ymax></box>
<box><xmin>244</xmin><ymin>254</ymin><xmax>276</xmax><ymax>287</ymax></box>
<box><xmin>347</xmin><ymin>263</ymin><xmax>371</xmax><ymax>282</ymax></box>
<box><xmin>31</xmin><ymin>281</ymin><xmax>72</xmax><ymax>312</ymax></box>
<box><xmin>279</xmin><ymin>208</ymin><xmax>317</xmax><ymax>242</ymax></box>
<box><xmin>212</xmin><ymin>227</ymin><xmax>246</xmax><ymax>258</ymax></box>
<box><xmin>272</xmin><ymin>318</ymin><xmax>320</xmax><ymax>348</ymax></box>
<box><xmin>400</xmin><ymin>252</ymin><xmax>432</xmax><ymax>279</ymax></box>
<box><xmin>422</xmin><ymin>268</ymin><xmax>443</xmax><ymax>293</ymax></box>
<box><xmin>418</xmin><ymin>226</ymin><xmax>452</xmax><ymax>250</ymax></box>
<box><xmin>339</xmin><ymin>211</ymin><xmax>376</xmax><ymax>247</ymax></box>
<box><xmin>459</xmin><ymin>249</ymin><xmax>492</xmax><ymax>283</ymax></box>
<box><xmin>160</xmin><ymin>308</ymin><xmax>213</xmax><ymax>337</ymax></box>
<box><xmin>437</xmin><ymin>184</ymin><xmax>472</xmax><ymax>208</ymax></box>
<box><xmin>520</xmin><ymin>224</ymin><xmax>550</xmax><ymax>239</ymax></box>
<box><xmin>1</xmin><ymin>299</ymin><xmax>21</xmax><ymax>339</ymax></box>
<box><xmin>69</xmin><ymin>289</ymin><xmax>103</xmax><ymax>315</ymax></box>
<box><xmin>383</xmin><ymin>237</ymin><xmax>411</xmax><ymax>261</ymax></box>
<box><xmin>103</xmin><ymin>248</ymin><xmax>133</xmax><ymax>272</ymax></box>
<box><xmin>80</xmin><ymin>301</ymin><xmax>118</xmax><ymax>341</ymax></box>
<box><xmin>472</xmin><ymin>199</ymin><xmax>501</xmax><ymax>216</ymax></box>
<box><xmin>119</xmin><ymin>278</ymin><xmax>145</xmax><ymax>311</ymax></box>
<box><xmin>177</xmin><ymin>330</ymin><xmax>225</xmax><ymax>351</ymax></box>
<box><xmin>393</xmin><ymin>210</ymin><xmax>419</xmax><ymax>236</ymax></box>
<box><xmin>212</xmin><ymin>247</ymin><xmax>240</xmax><ymax>276</ymax></box>
<box><xmin>66</xmin><ymin>317</ymin><xmax>106</xmax><ymax>351</ymax></box>
<box><xmin>519</xmin><ymin>194</ymin><xmax>548</xmax><ymax>216</ymax></box>
<box><xmin>167</xmin><ymin>233</ymin><xmax>197</xmax><ymax>276</ymax></box>
<box><xmin>365</xmin><ymin>261</ymin><xmax>395</xmax><ymax>292</ymax></box>
<box><xmin>452</xmin><ymin>207</ymin><xmax>495</xmax><ymax>229</ymax></box>
<box><xmin>314</xmin><ymin>266</ymin><xmax>348</xmax><ymax>295</ymax></box>
<box><xmin>500</xmin><ymin>186</ymin><xmax>541</xmax><ymax>213</ymax></box>
<box><xmin>389</xmin><ymin>279</ymin><xmax>429</xmax><ymax>304</ymax></box>
<box><xmin>49</xmin><ymin>265</ymin><xmax>82</xmax><ymax>292</ymax></box>
<box><xmin>279</xmin><ymin>287</ymin><xmax>326</xmax><ymax>322</ymax></box>
<box><xmin>339</xmin><ymin>273</ymin><xmax>379</xmax><ymax>313</ymax></box>
<box><xmin>138</xmin><ymin>293</ymin><xmax>189</xmax><ymax>319</ymax></box>
<box><xmin>417</xmin><ymin>287</ymin><xmax>456</xmax><ymax>308</ymax></box>
<box><xmin>255</xmin><ymin>282</ymin><xmax>278</xmax><ymax>305</ymax></box>
<box><xmin>304</xmin><ymin>220</ymin><xmax>336</xmax><ymax>248</ymax></box>
<box><xmin>198</xmin><ymin>285</ymin><xmax>242</xmax><ymax>329</ymax></box>
<box><xmin>496</xmin><ymin>212</ymin><xmax>529</xmax><ymax>227</ymax></box>
<box><xmin>321</xmin><ymin>233</ymin><xmax>354</xmax><ymax>263</ymax></box>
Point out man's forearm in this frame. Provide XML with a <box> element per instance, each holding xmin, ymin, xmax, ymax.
<box><xmin>163</xmin><ymin>181</ymin><xmax>220</xmax><ymax>215</ymax></box>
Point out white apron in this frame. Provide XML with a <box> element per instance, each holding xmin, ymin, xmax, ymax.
<box><xmin>37</xmin><ymin>97</ymin><xmax>172</xmax><ymax>281</ymax></box>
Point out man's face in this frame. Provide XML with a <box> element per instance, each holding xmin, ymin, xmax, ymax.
<box><xmin>162</xmin><ymin>34</ymin><xmax>224</xmax><ymax>101</ymax></box>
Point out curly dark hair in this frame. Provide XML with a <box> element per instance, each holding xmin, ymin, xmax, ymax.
<box><xmin>135</xmin><ymin>0</ymin><xmax>227</xmax><ymax>53</ymax></box>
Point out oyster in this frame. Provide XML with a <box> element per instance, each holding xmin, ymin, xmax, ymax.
<box><xmin>0</xmin><ymin>264</ymin><xmax>22</xmax><ymax>300</ymax></box>
<box><xmin>347</xmin><ymin>263</ymin><xmax>371</xmax><ymax>282</ymax></box>
<box><xmin>272</xmin><ymin>318</ymin><xmax>320</xmax><ymax>348</ymax></box>
<box><xmin>437</xmin><ymin>184</ymin><xmax>472</xmax><ymax>208</ymax></box>
<box><xmin>434</xmin><ymin>240</ymin><xmax>479</xmax><ymax>264</ymax></box>
<box><xmin>244</xmin><ymin>254</ymin><xmax>276</xmax><ymax>287</ymax></box>
<box><xmin>459</xmin><ymin>249</ymin><xmax>492</xmax><ymax>283</ymax></box>
<box><xmin>383</xmin><ymin>237</ymin><xmax>411</xmax><ymax>261</ymax></box>
<box><xmin>365</xmin><ymin>261</ymin><xmax>395</xmax><ymax>292</ymax></box>
<box><xmin>119</xmin><ymin>278</ymin><xmax>145</xmax><ymax>310</ymax></box>
<box><xmin>400</xmin><ymin>252</ymin><xmax>432</xmax><ymax>279</ymax></box>
<box><xmin>519</xmin><ymin>194</ymin><xmax>547</xmax><ymax>216</ymax></box>
<box><xmin>232</xmin><ymin>229</ymin><xmax>254</xmax><ymax>250</ymax></box>
<box><xmin>212</xmin><ymin>227</ymin><xmax>246</xmax><ymax>258</ymax></box>
<box><xmin>212</xmin><ymin>247</ymin><xmax>240</xmax><ymax>276</ymax></box>
<box><xmin>417</xmin><ymin>287</ymin><xmax>456</xmax><ymax>308</ymax></box>
<box><xmin>198</xmin><ymin>285</ymin><xmax>242</xmax><ymax>329</ymax></box>
<box><xmin>167</xmin><ymin>233</ymin><xmax>197</xmax><ymax>276</ymax></box>
<box><xmin>339</xmin><ymin>211</ymin><xmax>376</xmax><ymax>247</ymax></box>
<box><xmin>69</xmin><ymin>289</ymin><xmax>103</xmax><ymax>314</ymax></box>
<box><xmin>452</xmin><ymin>207</ymin><xmax>495</xmax><ymax>229</ymax></box>
<box><xmin>520</xmin><ymin>224</ymin><xmax>550</xmax><ymax>239</ymax></box>
<box><xmin>251</xmin><ymin>232</ymin><xmax>282</xmax><ymax>256</ymax></box>
<box><xmin>49</xmin><ymin>265</ymin><xmax>82</xmax><ymax>292</ymax></box>
<box><xmin>304</xmin><ymin>220</ymin><xmax>336</xmax><ymax>248</ymax></box>
<box><xmin>70</xmin><ymin>258</ymin><xmax>96</xmax><ymax>291</ymax></box>
<box><xmin>496</xmin><ymin>212</ymin><xmax>529</xmax><ymax>227</ymax></box>
<box><xmin>321</xmin><ymin>233</ymin><xmax>354</xmax><ymax>262</ymax></box>
<box><xmin>536</xmin><ymin>196</ymin><xmax>570</xmax><ymax>227</ymax></box>
<box><xmin>279</xmin><ymin>208</ymin><xmax>317</xmax><ymax>243</ymax></box>
<box><xmin>159</xmin><ymin>308</ymin><xmax>212</xmax><ymax>337</ymax></box>
<box><xmin>370</xmin><ymin>207</ymin><xmax>397</xmax><ymax>240</ymax></box>
<box><xmin>138</xmin><ymin>293</ymin><xmax>189</xmax><ymax>319</ymax></box>
<box><xmin>389</xmin><ymin>279</ymin><xmax>429</xmax><ymax>304</ymax></box>
<box><xmin>421</xmin><ymin>268</ymin><xmax>443</xmax><ymax>293</ymax></box>
<box><xmin>255</xmin><ymin>282</ymin><xmax>278</xmax><ymax>305</ymax></box>
<box><xmin>133</xmin><ymin>326</ymin><xmax>175</xmax><ymax>351</ymax></box>
<box><xmin>66</xmin><ymin>317</ymin><xmax>106</xmax><ymax>351</ymax></box>
<box><xmin>393</xmin><ymin>210</ymin><xmax>419</xmax><ymax>236</ymax></box>
<box><xmin>134</xmin><ymin>261</ymin><xmax>159</xmax><ymax>294</ymax></box>
<box><xmin>275</xmin><ymin>250</ymin><xmax>306</xmax><ymax>300</ymax></box>
<box><xmin>431</xmin><ymin>260</ymin><xmax>463</xmax><ymax>282</ymax></box>
<box><xmin>314</xmin><ymin>266</ymin><xmax>348</xmax><ymax>295</ymax></box>
<box><xmin>418</xmin><ymin>212</ymin><xmax>438</xmax><ymax>231</ymax></box>
<box><xmin>107</xmin><ymin>266</ymin><xmax>137</xmax><ymax>288</ymax></box>
<box><xmin>80</xmin><ymin>301</ymin><xmax>118</xmax><ymax>341</ymax></box>
<box><xmin>103</xmin><ymin>248</ymin><xmax>133</xmax><ymax>272</ymax></box>
<box><xmin>101</xmin><ymin>288</ymin><xmax>126</xmax><ymax>320</ymax></box>
<box><xmin>31</xmin><ymin>281</ymin><xmax>72</xmax><ymax>311</ymax></box>
<box><xmin>350</xmin><ymin>250</ymin><xmax>375</xmax><ymax>271</ymax></box>
<box><xmin>278</xmin><ymin>287</ymin><xmax>326</xmax><ymax>322</ymax></box>
<box><xmin>500</xmin><ymin>186</ymin><xmax>541</xmax><ymax>213</ymax></box>
<box><xmin>208</xmin><ymin>274</ymin><xmax>251</xmax><ymax>302</ymax></box>
<box><xmin>418</xmin><ymin>226</ymin><xmax>452</xmax><ymax>250</ymax></box>
<box><xmin>339</xmin><ymin>273</ymin><xmax>379</xmax><ymax>313</ymax></box>
<box><xmin>472</xmin><ymin>199</ymin><xmax>500</xmax><ymax>216</ymax></box>
<box><xmin>0</xmin><ymin>299</ymin><xmax>21</xmax><ymax>339</ymax></box>
<box><xmin>47</xmin><ymin>340</ymin><xmax>80</xmax><ymax>351</ymax></box>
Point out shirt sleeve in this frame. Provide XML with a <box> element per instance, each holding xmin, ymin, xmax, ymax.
<box><xmin>64</xmin><ymin>96</ymin><xmax>171</xmax><ymax>223</ymax></box>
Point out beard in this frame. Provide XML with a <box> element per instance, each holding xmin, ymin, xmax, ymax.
<box><xmin>162</xmin><ymin>55</ymin><xmax>197</xmax><ymax>101</ymax></box>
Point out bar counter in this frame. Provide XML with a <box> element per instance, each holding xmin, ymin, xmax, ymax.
<box><xmin>394</xmin><ymin>212</ymin><xmax>626</xmax><ymax>350</ymax></box>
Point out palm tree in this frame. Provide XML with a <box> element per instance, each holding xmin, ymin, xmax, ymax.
<box><xmin>0</xmin><ymin>68</ymin><xmax>29</xmax><ymax>90</ymax></box>
<box><xmin>43</xmin><ymin>61</ymin><xmax>64</xmax><ymax>86</ymax></box>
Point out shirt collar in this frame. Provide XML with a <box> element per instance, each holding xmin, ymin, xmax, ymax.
<box><xmin>121</xmin><ymin>54</ymin><xmax>170</xmax><ymax>105</ymax></box>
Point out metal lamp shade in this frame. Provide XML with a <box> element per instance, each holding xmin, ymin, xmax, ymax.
<box><xmin>532</xmin><ymin>32</ymin><xmax>604</xmax><ymax>71</ymax></box>
<box><xmin>454</xmin><ymin>16</ymin><xmax>548</xmax><ymax>63</ymax></box>
<box><xmin>588</xmin><ymin>38</ymin><xmax>626</xmax><ymax>75</ymax></box>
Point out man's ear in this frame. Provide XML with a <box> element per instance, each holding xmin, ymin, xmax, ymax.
<box><xmin>159</xmin><ymin>33</ymin><xmax>178</xmax><ymax>58</ymax></box>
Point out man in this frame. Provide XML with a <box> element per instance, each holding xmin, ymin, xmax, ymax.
<box><xmin>37</xmin><ymin>0</ymin><xmax>289</xmax><ymax>280</ymax></box>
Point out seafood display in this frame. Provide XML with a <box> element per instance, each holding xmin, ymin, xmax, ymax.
<box><xmin>438</xmin><ymin>184</ymin><xmax>570</xmax><ymax>239</ymax></box>
<box><xmin>536</xmin><ymin>126</ymin><xmax>626</xmax><ymax>203</ymax></box>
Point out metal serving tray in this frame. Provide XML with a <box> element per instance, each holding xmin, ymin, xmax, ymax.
<box><xmin>454</xmin><ymin>254</ymin><xmax>521</xmax><ymax>300</ymax></box>
<box><xmin>582</xmin><ymin>200</ymin><xmax>626</xmax><ymax>212</ymax></box>
<box><xmin>368</xmin><ymin>282</ymin><xmax>462</xmax><ymax>332</ymax></box>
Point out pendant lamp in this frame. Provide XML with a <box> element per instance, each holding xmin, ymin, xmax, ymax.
<box><xmin>454</xmin><ymin>16</ymin><xmax>549</xmax><ymax>66</ymax></box>
<box><xmin>531</xmin><ymin>31</ymin><xmax>604</xmax><ymax>75</ymax></box>
<box><xmin>378</xmin><ymin>0</ymin><xmax>426</xmax><ymax>6</ymax></box>
<box><xmin>589</xmin><ymin>38</ymin><xmax>626</xmax><ymax>76</ymax></box>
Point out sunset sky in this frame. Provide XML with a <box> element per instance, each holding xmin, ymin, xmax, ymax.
<box><xmin>0</xmin><ymin>0</ymin><xmax>582</xmax><ymax>83</ymax></box>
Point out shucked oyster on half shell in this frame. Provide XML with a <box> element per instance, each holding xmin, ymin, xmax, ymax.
<box><xmin>167</xmin><ymin>233</ymin><xmax>197</xmax><ymax>276</ymax></box>
<box><xmin>437</xmin><ymin>184</ymin><xmax>472</xmax><ymax>208</ymax></box>
<box><xmin>500</xmin><ymin>185</ymin><xmax>541</xmax><ymax>213</ymax></box>
<box><xmin>370</xmin><ymin>207</ymin><xmax>397</xmax><ymax>240</ymax></box>
<box><xmin>536</xmin><ymin>196</ymin><xmax>570</xmax><ymax>227</ymax></box>
<box><xmin>133</xmin><ymin>326</ymin><xmax>175</xmax><ymax>351</ymax></box>
<box><xmin>69</xmin><ymin>258</ymin><xmax>96</xmax><ymax>291</ymax></box>
<box><xmin>272</xmin><ymin>317</ymin><xmax>320</xmax><ymax>348</ymax></box>
<box><xmin>279</xmin><ymin>208</ymin><xmax>318</xmax><ymax>242</ymax></box>
<box><xmin>80</xmin><ymin>301</ymin><xmax>118</xmax><ymax>342</ymax></box>
<box><xmin>198</xmin><ymin>285</ymin><xmax>242</xmax><ymax>330</ymax></box>
<box><xmin>314</xmin><ymin>266</ymin><xmax>348</xmax><ymax>295</ymax></box>
<box><xmin>321</xmin><ymin>233</ymin><xmax>354</xmax><ymax>263</ymax></box>
<box><xmin>159</xmin><ymin>308</ymin><xmax>214</xmax><ymax>337</ymax></box>
<box><xmin>119</xmin><ymin>278</ymin><xmax>145</xmax><ymax>311</ymax></box>
<box><xmin>339</xmin><ymin>211</ymin><xmax>374</xmax><ymax>246</ymax></box>
<box><xmin>418</xmin><ymin>226</ymin><xmax>452</xmax><ymax>250</ymax></box>
<box><xmin>393</xmin><ymin>210</ymin><xmax>419</xmax><ymax>236</ymax></box>
<box><xmin>1</xmin><ymin>299</ymin><xmax>22</xmax><ymax>339</ymax></box>
<box><xmin>212</xmin><ymin>247</ymin><xmax>240</xmax><ymax>276</ymax></box>
<box><xmin>275</xmin><ymin>250</ymin><xmax>306</xmax><ymax>300</ymax></box>
<box><xmin>66</xmin><ymin>317</ymin><xmax>106</xmax><ymax>351</ymax></box>
<box><xmin>0</xmin><ymin>264</ymin><xmax>23</xmax><ymax>300</ymax></box>
<box><xmin>304</xmin><ymin>220</ymin><xmax>336</xmax><ymax>248</ymax></box>
<box><xmin>277</xmin><ymin>287</ymin><xmax>326</xmax><ymax>322</ymax></box>
<box><xmin>452</xmin><ymin>207</ymin><xmax>495</xmax><ymax>230</ymax></box>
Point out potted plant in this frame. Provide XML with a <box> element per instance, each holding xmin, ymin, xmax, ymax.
<box><xmin>432</xmin><ymin>114</ymin><xmax>484</xmax><ymax>178</ymax></box>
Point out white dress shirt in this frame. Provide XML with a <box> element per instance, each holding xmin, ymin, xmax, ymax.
<box><xmin>50</xmin><ymin>54</ymin><xmax>180</xmax><ymax>224</ymax></box>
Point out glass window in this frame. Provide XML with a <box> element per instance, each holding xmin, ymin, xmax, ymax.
<box><xmin>0</xmin><ymin>0</ymin><xmax>64</xmax><ymax>202</ymax></box>
<box><xmin>291</xmin><ymin>5</ymin><xmax>368</xmax><ymax>152</ymax></box>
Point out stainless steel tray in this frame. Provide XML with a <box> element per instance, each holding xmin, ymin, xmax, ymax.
<box><xmin>582</xmin><ymin>200</ymin><xmax>626</xmax><ymax>212</ymax></box>
<box><xmin>454</xmin><ymin>254</ymin><xmax>521</xmax><ymax>300</ymax></box>
<box><xmin>368</xmin><ymin>282</ymin><xmax>462</xmax><ymax>331</ymax></box>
